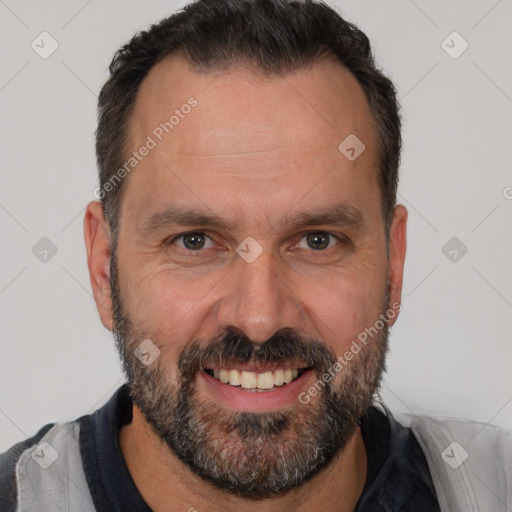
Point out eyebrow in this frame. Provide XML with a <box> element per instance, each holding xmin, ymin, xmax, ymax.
<box><xmin>141</xmin><ymin>202</ymin><xmax>364</xmax><ymax>236</ymax></box>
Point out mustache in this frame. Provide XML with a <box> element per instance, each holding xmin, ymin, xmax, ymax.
<box><xmin>177</xmin><ymin>327</ymin><xmax>338</xmax><ymax>381</ymax></box>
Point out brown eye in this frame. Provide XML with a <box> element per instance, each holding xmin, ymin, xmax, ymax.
<box><xmin>173</xmin><ymin>232</ymin><xmax>214</xmax><ymax>251</ymax></box>
<box><xmin>296</xmin><ymin>231</ymin><xmax>339</xmax><ymax>251</ymax></box>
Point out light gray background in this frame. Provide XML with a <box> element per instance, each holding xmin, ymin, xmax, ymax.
<box><xmin>1</xmin><ymin>0</ymin><xmax>511</xmax><ymax>452</ymax></box>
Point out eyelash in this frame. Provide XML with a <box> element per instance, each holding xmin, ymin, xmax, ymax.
<box><xmin>167</xmin><ymin>230</ymin><xmax>345</xmax><ymax>253</ymax></box>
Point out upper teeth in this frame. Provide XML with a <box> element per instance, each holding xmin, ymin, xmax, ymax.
<box><xmin>211</xmin><ymin>368</ymin><xmax>300</xmax><ymax>389</ymax></box>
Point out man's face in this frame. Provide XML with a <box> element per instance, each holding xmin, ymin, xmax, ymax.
<box><xmin>108</xmin><ymin>56</ymin><xmax>400</xmax><ymax>498</ymax></box>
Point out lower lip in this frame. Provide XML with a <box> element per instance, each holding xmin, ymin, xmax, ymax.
<box><xmin>199</xmin><ymin>369</ymin><xmax>315</xmax><ymax>412</ymax></box>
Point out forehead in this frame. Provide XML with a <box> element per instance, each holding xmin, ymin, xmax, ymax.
<box><xmin>130</xmin><ymin>55</ymin><xmax>376</xmax><ymax>155</ymax></box>
<box><xmin>121</xmin><ymin>54</ymin><xmax>380</xmax><ymax>233</ymax></box>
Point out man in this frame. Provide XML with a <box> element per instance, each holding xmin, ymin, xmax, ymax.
<box><xmin>1</xmin><ymin>1</ymin><xmax>510</xmax><ymax>510</ymax></box>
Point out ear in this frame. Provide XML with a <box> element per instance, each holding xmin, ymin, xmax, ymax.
<box><xmin>84</xmin><ymin>201</ymin><xmax>114</xmax><ymax>331</ymax></box>
<box><xmin>387</xmin><ymin>204</ymin><xmax>407</xmax><ymax>327</ymax></box>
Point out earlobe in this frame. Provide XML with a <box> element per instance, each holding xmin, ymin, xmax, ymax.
<box><xmin>84</xmin><ymin>201</ymin><xmax>114</xmax><ymax>331</ymax></box>
<box><xmin>387</xmin><ymin>204</ymin><xmax>408</xmax><ymax>326</ymax></box>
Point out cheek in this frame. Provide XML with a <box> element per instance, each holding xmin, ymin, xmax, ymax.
<box><xmin>123</xmin><ymin>266</ymin><xmax>207</xmax><ymax>318</ymax></box>
<box><xmin>299</xmin><ymin>270</ymin><xmax>386</xmax><ymax>355</ymax></box>
<box><xmin>121</xmin><ymin>268</ymin><xmax>219</xmax><ymax>350</ymax></box>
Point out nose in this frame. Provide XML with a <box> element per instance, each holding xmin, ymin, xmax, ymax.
<box><xmin>215</xmin><ymin>248</ymin><xmax>304</xmax><ymax>345</ymax></box>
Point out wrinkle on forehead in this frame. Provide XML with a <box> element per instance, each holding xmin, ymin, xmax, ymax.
<box><xmin>127</xmin><ymin>53</ymin><xmax>376</xmax><ymax>163</ymax></box>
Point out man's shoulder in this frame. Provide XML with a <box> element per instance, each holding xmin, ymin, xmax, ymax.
<box><xmin>0</xmin><ymin>422</ymin><xmax>56</xmax><ymax>512</ymax></box>
<box><xmin>399</xmin><ymin>412</ymin><xmax>512</xmax><ymax>511</ymax></box>
<box><xmin>0</xmin><ymin>386</ymin><xmax>127</xmax><ymax>512</ymax></box>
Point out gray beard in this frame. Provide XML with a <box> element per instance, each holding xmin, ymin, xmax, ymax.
<box><xmin>109</xmin><ymin>253</ymin><xmax>390</xmax><ymax>499</ymax></box>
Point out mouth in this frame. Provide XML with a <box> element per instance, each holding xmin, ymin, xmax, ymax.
<box><xmin>203</xmin><ymin>367</ymin><xmax>309</xmax><ymax>392</ymax></box>
<box><xmin>200</xmin><ymin>365</ymin><xmax>315</xmax><ymax>411</ymax></box>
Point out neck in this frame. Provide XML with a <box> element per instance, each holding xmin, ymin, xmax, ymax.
<box><xmin>119</xmin><ymin>404</ymin><xmax>367</xmax><ymax>512</ymax></box>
